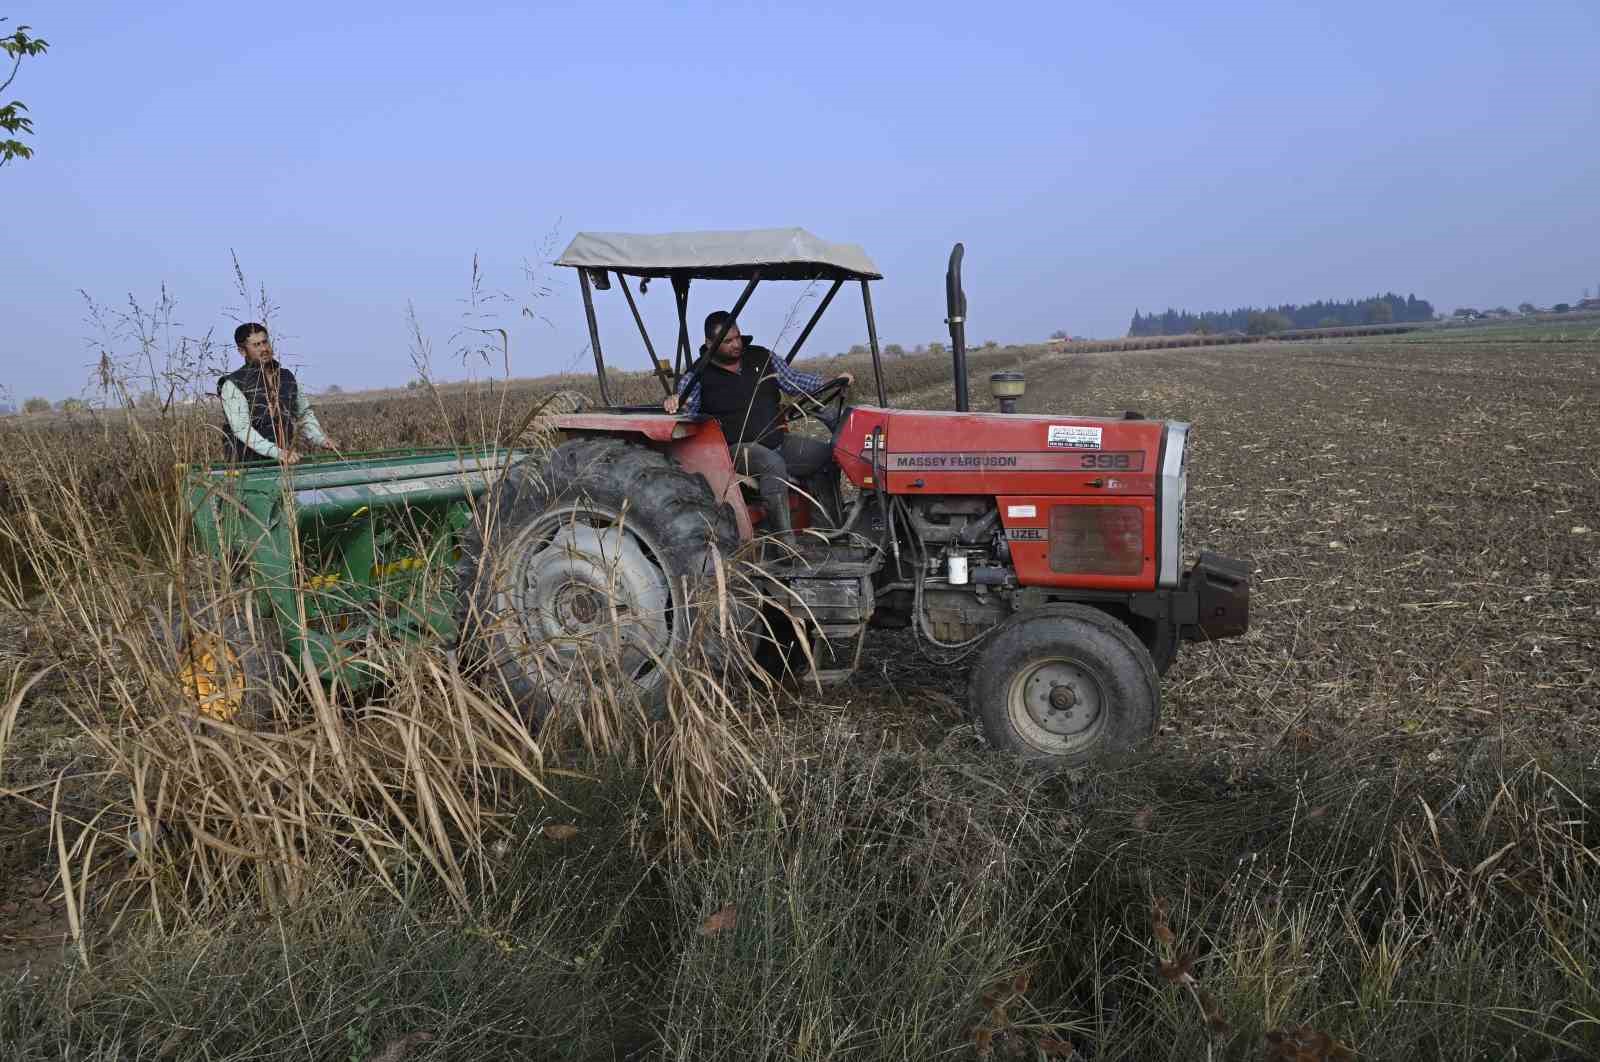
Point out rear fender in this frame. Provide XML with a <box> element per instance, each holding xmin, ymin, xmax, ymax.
<box><xmin>553</xmin><ymin>414</ymin><xmax>754</xmax><ymax>542</ymax></box>
<box><xmin>552</xmin><ymin>412</ymin><xmax>700</xmax><ymax>442</ymax></box>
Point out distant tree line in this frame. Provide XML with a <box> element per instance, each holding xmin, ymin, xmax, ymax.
<box><xmin>1128</xmin><ymin>293</ymin><xmax>1436</xmax><ymax>337</ymax></box>
<box><xmin>837</xmin><ymin>340</ymin><xmax>999</xmax><ymax>359</ymax></box>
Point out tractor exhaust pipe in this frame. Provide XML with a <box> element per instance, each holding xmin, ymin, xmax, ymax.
<box><xmin>945</xmin><ymin>243</ymin><xmax>970</xmax><ymax>413</ymax></box>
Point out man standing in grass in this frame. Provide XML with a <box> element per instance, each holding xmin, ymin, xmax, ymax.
<box><xmin>218</xmin><ymin>323</ymin><xmax>339</xmax><ymax>464</ymax></box>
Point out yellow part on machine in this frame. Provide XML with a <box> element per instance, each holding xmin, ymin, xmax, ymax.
<box><xmin>177</xmin><ymin>633</ymin><xmax>246</xmax><ymax>722</ymax></box>
<box><xmin>370</xmin><ymin>556</ymin><xmax>424</xmax><ymax>579</ymax></box>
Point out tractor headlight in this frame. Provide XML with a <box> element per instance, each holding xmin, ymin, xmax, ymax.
<box><xmin>1158</xmin><ymin>421</ymin><xmax>1189</xmax><ymax>588</ymax></box>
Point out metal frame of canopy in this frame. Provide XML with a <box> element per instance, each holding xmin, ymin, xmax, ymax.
<box><xmin>553</xmin><ymin>229</ymin><xmax>891</xmax><ymax>410</ymax></box>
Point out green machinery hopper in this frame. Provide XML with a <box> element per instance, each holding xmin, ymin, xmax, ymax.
<box><xmin>180</xmin><ymin>447</ymin><xmax>526</xmax><ymax>707</ymax></box>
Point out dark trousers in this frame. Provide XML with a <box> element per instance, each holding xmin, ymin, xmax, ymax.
<box><xmin>731</xmin><ymin>435</ymin><xmax>839</xmax><ymax>538</ymax></box>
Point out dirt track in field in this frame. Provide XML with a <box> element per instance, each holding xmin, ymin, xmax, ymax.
<box><xmin>811</xmin><ymin>328</ymin><xmax>1600</xmax><ymax>765</ymax></box>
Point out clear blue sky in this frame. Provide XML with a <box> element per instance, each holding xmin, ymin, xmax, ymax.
<box><xmin>5</xmin><ymin>0</ymin><xmax>1597</xmax><ymax>401</ymax></box>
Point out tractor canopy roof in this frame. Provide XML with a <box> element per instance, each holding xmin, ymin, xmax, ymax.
<box><xmin>555</xmin><ymin>228</ymin><xmax>882</xmax><ymax>282</ymax></box>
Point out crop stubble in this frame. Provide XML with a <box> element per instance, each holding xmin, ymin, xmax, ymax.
<box><xmin>814</xmin><ymin>328</ymin><xmax>1600</xmax><ymax>769</ymax></box>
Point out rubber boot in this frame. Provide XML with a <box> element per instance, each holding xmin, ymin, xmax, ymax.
<box><xmin>760</xmin><ymin>485</ymin><xmax>800</xmax><ymax>559</ymax></box>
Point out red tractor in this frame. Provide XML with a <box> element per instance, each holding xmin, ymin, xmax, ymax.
<box><xmin>459</xmin><ymin>229</ymin><xmax>1248</xmax><ymax>765</ymax></box>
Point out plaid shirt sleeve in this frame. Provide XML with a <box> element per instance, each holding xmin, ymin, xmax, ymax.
<box><xmin>767</xmin><ymin>355</ymin><xmax>826</xmax><ymax>396</ymax></box>
<box><xmin>676</xmin><ymin>369</ymin><xmax>702</xmax><ymax>416</ymax></box>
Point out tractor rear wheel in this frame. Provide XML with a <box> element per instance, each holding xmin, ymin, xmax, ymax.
<box><xmin>968</xmin><ymin>604</ymin><xmax>1159</xmax><ymax>765</ymax></box>
<box><xmin>457</xmin><ymin>437</ymin><xmax>744</xmax><ymax>726</ymax></box>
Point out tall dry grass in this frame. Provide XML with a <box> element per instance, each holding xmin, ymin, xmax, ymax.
<box><xmin>0</xmin><ymin>320</ymin><xmax>791</xmax><ymax>973</ymax></box>
<box><xmin>0</xmin><ymin>431</ymin><xmax>784</xmax><ymax>901</ymax></box>
<box><xmin>6</xmin><ymin>313</ymin><xmax>1600</xmax><ymax>1058</ymax></box>
<box><xmin>4</xmin><ymin>709</ymin><xmax>1597</xmax><ymax>1059</ymax></box>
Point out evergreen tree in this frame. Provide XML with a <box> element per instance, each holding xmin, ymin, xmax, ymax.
<box><xmin>1127</xmin><ymin>291</ymin><xmax>1434</xmax><ymax>336</ymax></box>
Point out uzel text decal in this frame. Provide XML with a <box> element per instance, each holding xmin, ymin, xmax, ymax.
<box><xmin>1047</xmin><ymin>425</ymin><xmax>1103</xmax><ymax>449</ymax></box>
<box><xmin>887</xmin><ymin>452</ymin><xmax>1144</xmax><ymax>472</ymax></box>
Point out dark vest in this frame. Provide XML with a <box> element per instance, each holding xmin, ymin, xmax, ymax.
<box><xmin>696</xmin><ymin>346</ymin><xmax>783</xmax><ymax>448</ymax></box>
<box><xmin>218</xmin><ymin>362</ymin><xmax>299</xmax><ymax>462</ymax></box>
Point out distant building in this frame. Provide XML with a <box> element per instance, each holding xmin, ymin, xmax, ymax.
<box><xmin>1578</xmin><ymin>298</ymin><xmax>1600</xmax><ymax>311</ymax></box>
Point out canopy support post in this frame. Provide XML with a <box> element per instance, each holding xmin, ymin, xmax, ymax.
<box><xmin>672</xmin><ymin>275</ymin><xmax>692</xmax><ymax>379</ymax></box>
<box><xmin>860</xmin><ymin>280</ymin><xmax>889</xmax><ymax>408</ymax></box>
<box><xmin>578</xmin><ymin>268</ymin><xmax>612</xmax><ymax>408</ymax></box>
<box><xmin>618</xmin><ymin>274</ymin><xmax>671</xmax><ymax>396</ymax></box>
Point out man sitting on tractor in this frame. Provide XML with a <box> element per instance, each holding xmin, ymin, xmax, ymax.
<box><xmin>218</xmin><ymin>323</ymin><xmax>340</xmax><ymax>464</ymax></box>
<box><xmin>663</xmin><ymin>311</ymin><xmax>851</xmax><ymax>549</ymax></box>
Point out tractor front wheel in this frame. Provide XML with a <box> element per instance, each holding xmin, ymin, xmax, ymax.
<box><xmin>968</xmin><ymin>604</ymin><xmax>1159</xmax><ymax>765</ymax></box>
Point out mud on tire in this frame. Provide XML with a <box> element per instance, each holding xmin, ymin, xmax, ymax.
<box><xmin>456</xmin><ymin>437</ymin><xmax>746</xmax><ymax>726</ymax></box>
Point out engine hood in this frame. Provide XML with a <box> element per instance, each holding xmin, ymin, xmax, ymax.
<box><xmin>834</xmin><ymin>405</ymin><xmax>1167</xmax><ymax>497</ymax></box>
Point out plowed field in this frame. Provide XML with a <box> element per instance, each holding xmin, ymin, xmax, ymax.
<box><xmin>797</xmin><ymin>326</ymin><xmax>1600</xmax><ymax>770</ymax></box>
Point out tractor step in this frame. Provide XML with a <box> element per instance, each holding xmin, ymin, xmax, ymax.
<box><xmin>798</xmin><ymin>621</ymin><xmax>868</xmax><ymax>685</ymax></box>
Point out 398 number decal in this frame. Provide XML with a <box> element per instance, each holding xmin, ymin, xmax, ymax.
<box><xmin>1079</xmin><ymin>453</ymin><xmax>1132</xmax><ymax>470</ymax></box>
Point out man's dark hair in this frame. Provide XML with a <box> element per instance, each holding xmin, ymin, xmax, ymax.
<box><xmin>704</xmin><ymin>311</ymin><xmax>738</xmax><ymax>343</ymax></box>
<box><xmin>234</xmin><ymin>322</ymin><xmax>268</xmax><ymax>348</ymax></box>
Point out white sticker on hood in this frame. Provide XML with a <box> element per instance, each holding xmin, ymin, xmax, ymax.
<box><xmin>1006</xmin><ymin>504</ymin><xmax>1037</xmax><ymax>518</ymax></box>
<box><xmin>1047</xmin><ymin>425</ymin><xmax>1102</xmax><ymax>450</ymax></box>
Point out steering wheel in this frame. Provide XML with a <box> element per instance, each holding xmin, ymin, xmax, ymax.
<box><xmin>782</xmin><ymin>375</ymin><xmax>852</xmax><ymax>434</ymax></box>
